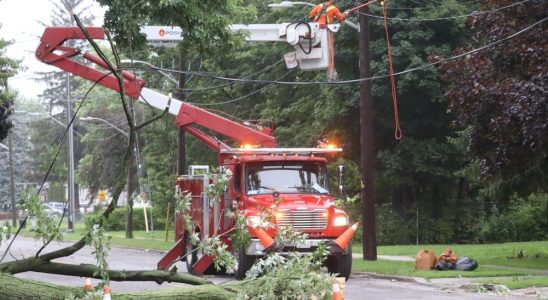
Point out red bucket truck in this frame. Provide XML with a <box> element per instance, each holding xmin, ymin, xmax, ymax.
<box><xmin>36</xmin><ymin>26</ymin><xmax>355</xmax><ymax>279</ymax></box>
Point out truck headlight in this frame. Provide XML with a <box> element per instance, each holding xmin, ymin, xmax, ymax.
<box><xmin>333</xmin><ymin>216</ymin><xmax>349</xmax><ymax>227</ymax></box>
<box><xmin>246</xmin><ymin>215</ymin><xmax>261</xmax><ymax>228</ymax></box>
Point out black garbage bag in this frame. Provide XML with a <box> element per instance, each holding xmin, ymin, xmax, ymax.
<box><xmin>455</xmin><ymin>256</ymin><xmax>479</xmax><ymax>271</ymax></box>
<box><xmin>435</xmin><ymin>260</ymin><xmax>456</xmax><ymax>270</ymax></box>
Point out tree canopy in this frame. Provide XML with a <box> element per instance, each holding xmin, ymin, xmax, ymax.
<box><xmin>439</xmin><ymin>0</ymin><xmax>547</xmax><ymax>189</ymax></box>
<box><xmin>0</xmin><ymin>37</ymin><xmax>19</xmax><ymax>142</ymax></box>
<box><xmin>4</xmin><ymin>0</ymin><xmax>546</xmax><ymax>247</ymax></box>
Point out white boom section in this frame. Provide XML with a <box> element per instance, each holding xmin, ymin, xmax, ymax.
<box><xmin>139</xmin><ymin>88</ymin><xmax>182</xmax><ymax>116</ymax></box>
<box><xmin>141</xmin><ymin>23</ymin><xmax>341</xmax><ymax>71</ymax></box>
<box><xmin>230</xmin><ymin>23</ymin><xmax>340</xmax><ymax>71</ymax></box>
<box><xmin>220</xmin><ymin>148</ymin><xmax>342</xmax><ymax>155</ymax></box>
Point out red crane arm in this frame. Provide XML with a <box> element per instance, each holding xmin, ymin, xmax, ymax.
<box><xmin>35</xmin><ymin>26</ymin><xmax>277</xmax><ymax>150</ymax></box>
<box><xmin>35</xmin><ymin>27</ymin><xmax>146</xmax><ymax>99</ymax></box>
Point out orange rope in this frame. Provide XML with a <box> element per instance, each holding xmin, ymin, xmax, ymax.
<box><xmin>382</xmin><ymin>1</ymin><xmax>403</xmax><ymax>140</ymax></box>
<box><xmin>347</xmin><ymin>0</ymin><xmax>381</xmax><ymax>12</ymax></box>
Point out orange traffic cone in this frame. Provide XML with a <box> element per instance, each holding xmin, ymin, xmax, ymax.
<box><xmin>329</xmin><ymin>223</ymin><xmax>359</xmax><ymax>255</ymax></box>
<box><xmin>103</xmin><ymin>285</ymin><xmax>111</xmax><ymax>300</ymax></box>
<box><xmin>331</xmin><ymin>281</ymin><xmax>343</xmax><ymax>300</ymax></box>
<box><xmin>248</xmin><ymin>226</ymin><xmax>275</xmax><ymax>252</ymax></box>
<box><xmin>84</xmin><ymin>277</ymin><xmax>92</xmax><ymax>290</ymax></box>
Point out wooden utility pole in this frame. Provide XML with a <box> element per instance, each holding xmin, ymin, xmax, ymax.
<box><xmin>359</xmin><ymin>6</ymin><xmax>377</xmax><ymax>260</ymax></box>
<box><xmin>66</xmin><ymin>73</ymin><xmax>76</xmax><ymax>231</ymax></box>
<box><xmin>125</xmin><ymin>149</ymin><xmax>134</xmax><ymax>239</ymax></box>
<box><xmin>176</xmin><ymin>50</ymin><xmax>187</xmax><ymax>176</ymax></box>
<box><xmin>8</xmin><ymin>129</ymin><xmax>16</xmax><ymax>227</ymax></box>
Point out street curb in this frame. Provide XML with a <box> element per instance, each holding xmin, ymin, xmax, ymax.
<box><xmin>351</xmin><ymin>272</ymin><xmax>426</xmax><ymax>284</ymax></box>
<box><xmin>109</xmin><ymin>244</ymin><xmax>167</xmax><ymax>255</ymax></box>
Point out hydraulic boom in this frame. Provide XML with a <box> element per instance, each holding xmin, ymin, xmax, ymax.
<box><xmin>36</xmin><ymin>27</ymin><xmax>276</xmax><ymax>151</ymax></box>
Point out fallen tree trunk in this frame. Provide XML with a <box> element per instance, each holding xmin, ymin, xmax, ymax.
<box><xmin>0</xmin><ymin>257</ymin><xmax>210</xmax><ymax>286</ymax></box>
<box><xmin>32</xmin><ymin>262</ymin><xmax>211</xmax><ymax>285</ymax></box>
<box><xmin>0</xmin><ymin>273</ymin><xmax>247</xmax><ymax>300</ymax></box>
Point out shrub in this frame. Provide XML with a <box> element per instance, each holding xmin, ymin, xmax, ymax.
<box><xmin>98</xmin><ymin>207</ymin><xmax>169</xmax><ymax>231</ymax></box>
<box><xmin>482</xmin><ymin>193</ymin><xmax>548</xmax><ymax>242</ymax></box>
<box><xmin>376</xmin><ymin>203</ymin><xmax>414</xmax><ymax>245</ymax></box>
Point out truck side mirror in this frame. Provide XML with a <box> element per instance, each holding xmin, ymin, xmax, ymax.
<box><xmin>338</xmin><ymin>164</ymin><xmax>345</xmax><ymax>196</ymax></box>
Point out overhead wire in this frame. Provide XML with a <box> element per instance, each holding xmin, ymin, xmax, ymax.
<box><xmin>0</xmin><ymin>72</ymin><xmax>113</xmax><ymax>264</ymax></box>
<box><xmin>359</xmin><ymin>0</ymin><xmax>531</xmax><ymax>22</ymax></box>
<box><xmin>194</xmin><ymin>69</ymin><xmax>295</xmax><ymax>106</ymax></box>
<box><xmin>380</xmin><ymin>0</ymin><xmax>481</xmax><ymax>10</ymax></box>
<box><xmin>131</xmin><ymin>16</ymin><xmax>546</xmax><ymax>86</ymax></box>
<box><xmin>181</xmin><ymin>59</ymin><xmax>284</xmax><ymax>94</ymax></box>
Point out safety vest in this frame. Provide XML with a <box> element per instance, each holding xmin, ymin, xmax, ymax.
<box><xmin>313</xmin><ymin>4</ymin><xmax>338</xmax><ymax>24</ymax></box>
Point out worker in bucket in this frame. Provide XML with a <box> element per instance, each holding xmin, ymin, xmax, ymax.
<box><xmin>308</xmin><ymin>0</ymin><xmax>349</xmax><ymax>25</ymax></box>
<box><xmin>308</xmin><ymin>0</ymin><xmax>349</xmax><ymax>81</ymax></box>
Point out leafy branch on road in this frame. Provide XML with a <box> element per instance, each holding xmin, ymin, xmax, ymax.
<box><xmin>0</xmin><ymin>222</ymin><xmax>10</xmax><ymax>248</ymax></box>
<box><xmin>0</xmin><ymin>15</ymin><xmax>209</xmax><ymax>288</ymax></box>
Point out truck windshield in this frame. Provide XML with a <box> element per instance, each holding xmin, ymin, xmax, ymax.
<box><xmin>245</xmin><ymin>161</ymin><xmax>329</xmax><ymax>195</ymax></box>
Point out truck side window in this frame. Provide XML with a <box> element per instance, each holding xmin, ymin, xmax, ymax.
<box><xmin>234</xmin><ymin>165</ymin><xmax>241</xmax><ymax>193</ymax></box>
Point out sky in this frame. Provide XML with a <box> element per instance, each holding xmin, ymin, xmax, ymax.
<box><xmin>0</xmin><ymin>0</ymin><xmax>106</xmax><ymax>100</ymax></box>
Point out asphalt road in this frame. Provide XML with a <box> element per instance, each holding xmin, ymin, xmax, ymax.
<box><xmin>1</xmin><ymin>237</ymin><xmax>523</xmax><ymax>299</ymax></box>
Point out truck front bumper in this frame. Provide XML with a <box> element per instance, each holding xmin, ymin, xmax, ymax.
<box><xmin>246</xmin><ymin>238</ymin><xmax>332</xmax><ymax>256</ymax></box>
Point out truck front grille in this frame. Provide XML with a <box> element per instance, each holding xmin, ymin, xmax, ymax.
<box><xmin>277</xmin><ymin>209</ymin><xmax>328</xmax><ymax>230</ymax></box>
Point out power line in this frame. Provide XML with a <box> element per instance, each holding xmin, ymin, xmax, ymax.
<box><xmin>180</xmin><ymin>59</ymin><xmax>285</xmax><ymax>94</ymax></box>
<box><xmin>380</xmin><ymin>0</ymin><xmax>481</xmax><ymax>10</ymax></box>
<box><xmin>0</xmin><ymin>72</ymin><xmax>113</xmax><ymax>264</ymax></box>
<box><xmin>194</xmin><ymin>69</ymin><xmax>295</xmax><ymax>106</ymax></box>
<box><xmin>131</xmin><ymin>17</ymin><xmax>546</xmax><ymax>86</ymax></box>
<box><xmin>360</xmin><ymin>0</ymin><xmax>530</xmax><ymax>22</ymax></box>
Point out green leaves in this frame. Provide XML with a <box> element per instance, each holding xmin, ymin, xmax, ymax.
<box><xmin>0</xmin><ymin>37</ymin><xmax>19</xmax><ymax>142</ymax></box>
<box><xmin>205</xmin><ymin>167</ymin><xmax>232</xmax><ymax>205</ymax></box>
<box><xmin>439</xmin><ymin>0</ymin><xmax>547</xmax><ymax>184</ymax></box>
<box><xmin>20</xmin><ymin>187</ymin><xmax>63</xmax><ymax>247</ymax></box>
<box><xmin>0</xmin><ymin>222</ymin><xmax>11</xmax><ymax>248</ymax></box>
<box><xmin>98</xmin><ymin>0</ymin><xmax>255</xmax><ymax>55</ymax></box>
<box><xmin>85</xmin><ymin>223</ymin><xmax>111</xmax><ymax>284</ymax></box>
<box><xmin>199</xmin><ymin>235</ymin><xmax>237</xmax><ymax>273</ymax></box>
<box><xmin>240</xmin><ymin>248</ymin><xmax>333</xmax><ymax>300</ymax></box>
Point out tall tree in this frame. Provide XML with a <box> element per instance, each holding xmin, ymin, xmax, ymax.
<box><xmin>37</xmin><ymin>0</ymin><xmax>95</xmax><ymax>111</ymax></box>
<box><xmin>439</xmin><ymin>0</ymin><xmax>547</xmax><ymax>192</ymax></box>
<box><xmin>0</xmin><ymin>100</ymin><xmax>38</xmax><ymax>206</ymax></box>
<box><xmin>0</xmin><ymin>35</ymin><xmax>19</xmax><ymax>142</ymax></box>
<box><xmin>97</xmin><ymin>0</ymin><xmax>255</xmax><ymax>55</ymax></box>
<box><xmin>30</xmin><ymin>0</ymin><xmax>96</xmax><ymax>216</ymax></box>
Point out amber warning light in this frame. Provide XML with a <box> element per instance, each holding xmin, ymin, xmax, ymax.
<box><xmin>240</xmin><ymin>144</ymin><xmax>259</xmax><ymax>149</ymax></box>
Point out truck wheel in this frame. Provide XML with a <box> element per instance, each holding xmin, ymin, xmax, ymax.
<box><xmin>326</xmin><ymin>246</ymin><xmax>352</xmax><ymax>280</ymax></box>
<box><xmin>184</xmin><ymin>233</ymin><xmax>197</xmax><ymax>273</ymax></box>
<box><xmin>234</xmin><ymin>246</ymin><xmax>257</xmax><ymax>280</ymax></box>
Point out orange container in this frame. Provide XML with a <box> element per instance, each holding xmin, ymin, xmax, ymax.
<box><xmin>415</xmin><ymin>249</ymin><xmax>437</xmax><ymax>270</ymax></box>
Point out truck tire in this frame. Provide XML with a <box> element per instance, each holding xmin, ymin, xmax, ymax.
<box><xmin>326</xmin><ymin>246</ymin><xmax>352</xmax><ymax>280</ymax></box>
<box><xmin>184</xmin><ymin>233</ymin><xmax>197</xmax><ymax>273</ymax></box>
<box><xmin>234</xmin><ymin>246</ymin><xmax>257</xmax><ymax>280</ymax></box>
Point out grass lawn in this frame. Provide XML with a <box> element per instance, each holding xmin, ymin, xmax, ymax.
<box><xmin>481</xmin><ymin>276</ymin><xmax>548</xmax><ymax>290</ymax></box>
<box><xmin>352</xmin><ymin>240</ymin><xmax>548</xmax><ymax>271</ymax></box>
<box><xmin>351</xmin><ymin>259</ymin><xmax>532</xmax><ymax>279</ymax></box>
<box><xmin>20</xmin><ymin>220</ymin><xmax>548</xmax><ymax>288</ymax></box>
<box><xmin>21</xmin><ymin>220</ymin><xmax>176</xmax><ymax>251</ymax></box>
<box><xmin>351</xmin><ymin>240</ymin><xmax>548</xmax><ymax>285</ymax></box>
